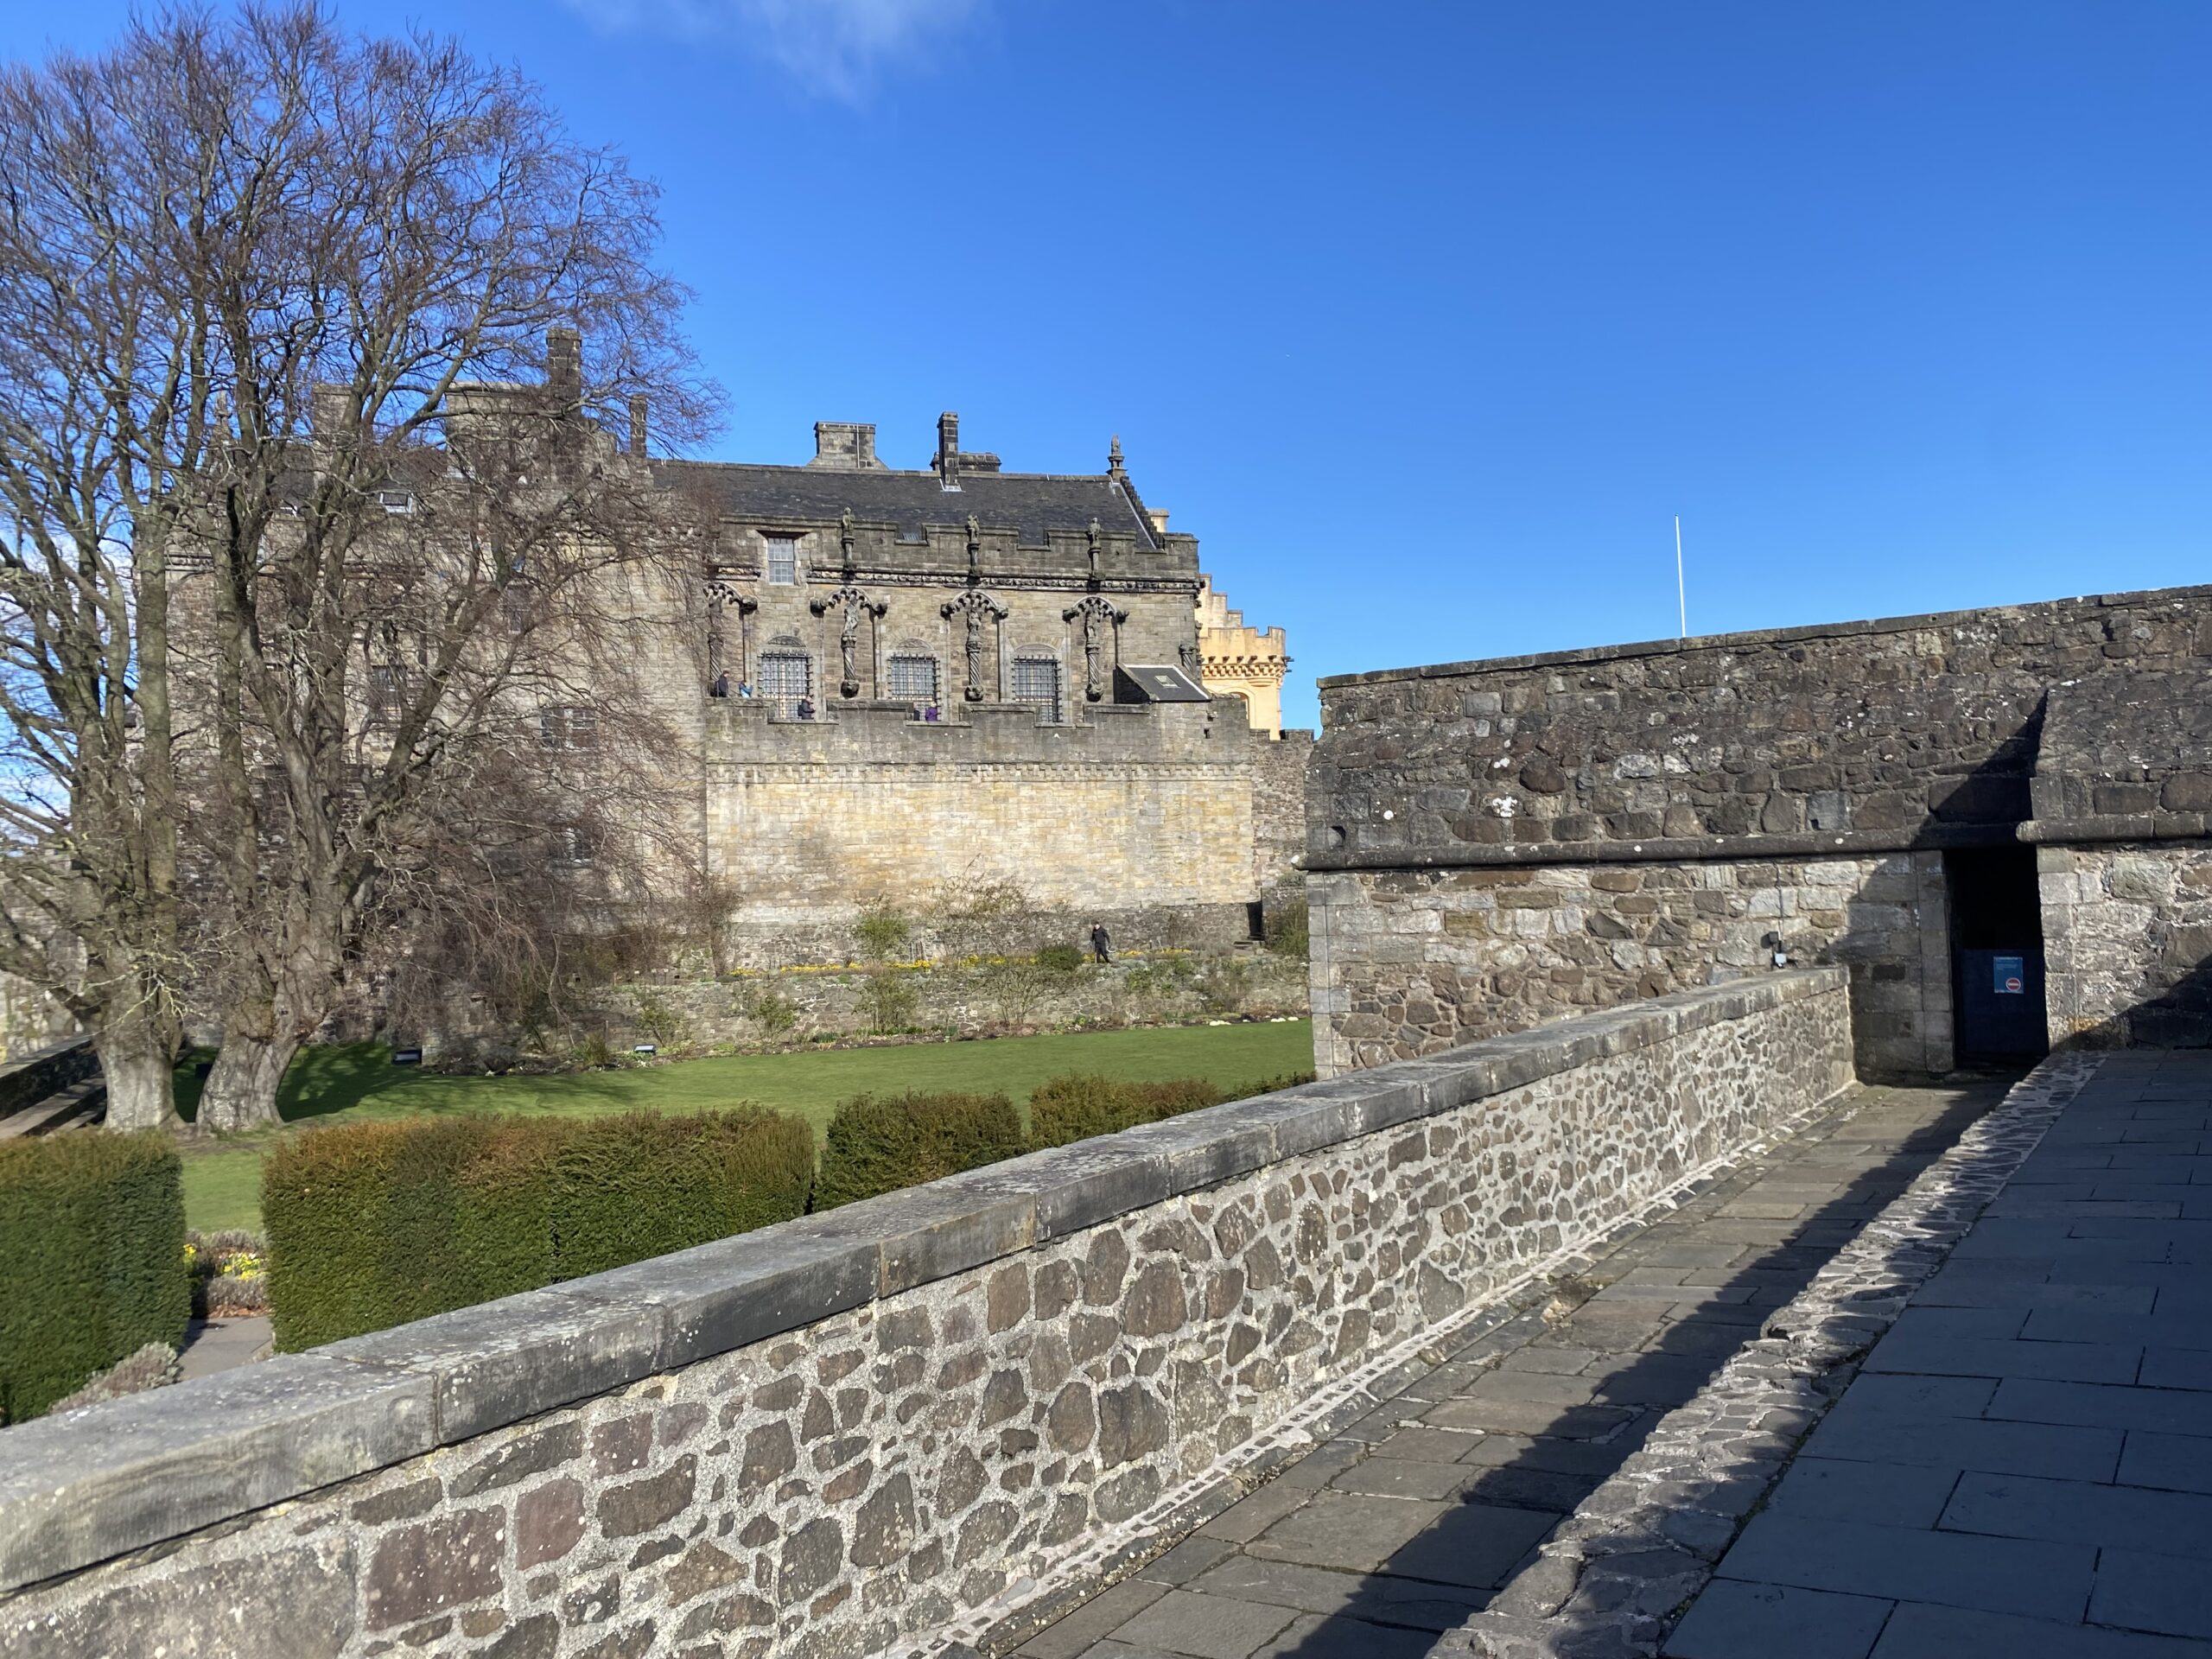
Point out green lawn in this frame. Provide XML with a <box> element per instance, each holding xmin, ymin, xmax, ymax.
<box><xmin>178</xmin><ymin>1020</ymin><xmax>1314</xmax><ymax>1233</ymax></box>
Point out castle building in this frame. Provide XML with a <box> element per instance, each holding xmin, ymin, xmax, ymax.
<box><xmin>657</xmin><ymin>413</ymin><xmax>1308</xmax><ymax>963</ymax></box>
<box><xmin>1194</xmin><ymin>575</ymin><xmax>1291</xmax><ymax>740</ymax></box>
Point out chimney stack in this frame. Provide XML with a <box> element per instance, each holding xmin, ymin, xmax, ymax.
<box><xmin>810</xmin><ymin>423</ymin><xmax>886</xmax><ymax>470</ymax></box>
<box><xmin>936</xmin><ymin>411</ymin><xmax>961</xmax><ymax>484</ymax></box>
<box><xmin>628</xmin><ymin>395</ymin><xmax>649</xmax><ymax>457</ymax></box>
<box><xmin>546</xmin><ymin>327</ymin><xmax>582</xmax><ymax>411</ymax></box>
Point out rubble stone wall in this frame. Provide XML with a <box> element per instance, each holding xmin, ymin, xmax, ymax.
<box><xmin>2041</xmin><ymin>843</ymin><xmax>2212</xmax><ymax>1049</ymax></box>
<box><xmin>0</xmin><ymin>971</ymin><xmax>1851</xmax><ymax>1659</ymax></box>
<box><xmin>1309</xmin><ymin>857</ymin><xmax>1947</xmax><ymax>1079</ymax></box>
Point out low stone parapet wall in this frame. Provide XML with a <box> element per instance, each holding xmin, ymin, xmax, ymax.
<box><xmin>0</xmin><ymin>969</ymin><xmax>1853</xmax><ymax>1659</ymax></box>
<box><xmin>0</xmin><ymin>1033</ymin><xmax>94</xmax><ymax>1120</ymax></box>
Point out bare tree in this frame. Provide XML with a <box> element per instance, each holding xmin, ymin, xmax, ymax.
<box><xmin>0</xmin><ymin>4</ymin><xmax>715</xmax><ymax>1132</ymax></box>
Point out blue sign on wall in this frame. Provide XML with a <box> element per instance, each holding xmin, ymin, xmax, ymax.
<box><xmin>1993</xmin><ymin>955</ymin><xmax>2026</xmax><ymax>995</ymax></box>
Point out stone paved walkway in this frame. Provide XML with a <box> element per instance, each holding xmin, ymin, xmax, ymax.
<box><xmin>1014</xmin><ymin>1076</ymin><xmax>2012</xmax><ymax>1659</ymax></box>
<box><xmin>1670</xmin><ymin>1051</ymin><xmax>2212</xmax><ymax>1658</ymax></box>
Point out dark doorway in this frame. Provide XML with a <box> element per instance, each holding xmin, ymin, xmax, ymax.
<box><xmin>1946</xmin><ymin>847</ymin><xmax>2048</xmax><ymax>1061</ymax></box>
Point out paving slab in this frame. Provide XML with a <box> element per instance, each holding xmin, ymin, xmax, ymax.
<box><xmin>1665</xmin><ymin>1052</ymin><xmax>2212</xmax><ymax>1656</ymax></box>
<box><xmin>1017</xmin><ymin>1077</ymin><xmax>2011</xmax><ymax>1658</ymax></box>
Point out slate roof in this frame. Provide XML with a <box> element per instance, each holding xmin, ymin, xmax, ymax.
<box><xmin>654</xmin><ymin>461</ymin><xmax>1165</xmax><ymax>550</ymax></box>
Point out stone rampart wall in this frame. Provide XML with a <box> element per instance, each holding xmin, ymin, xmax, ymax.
<box><xmin>1309</xmin><ymin>858</ymin><xmax>1945</xmax><ymax>1078</ymax></box>
<box><xmin>1250</xmin><ymin>730</ymin><xmax>1313</xmax><ymax>892</ymax></box>
<box><xmin>1310</xmin><ymin>584</ymin><xmax>2212</xmax><ymax>871</ymax></box>
<box><xmin>2041</xmin><ymin>843</ymin><xmax>2212</xmax><ymax>1049</ymax></box>
<box><xmin>706</xmin><ymin>700</ymin><xmax>1262</xmax><ymax>967</ymax></box>
<box><xmin>0</xmin><ymin>971</ymin><xmax>1853</xmax><ymax>1659</ymax></box>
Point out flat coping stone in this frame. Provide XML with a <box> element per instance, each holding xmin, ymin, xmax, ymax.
<box><xmin>0</xmin><ymin>1353</ymin><xmax>433</xmax><ymax>1593</ymax></box>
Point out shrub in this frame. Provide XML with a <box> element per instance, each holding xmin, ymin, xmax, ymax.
<box><xmin>631</xmin><ymin>995</ymin><xmax>689</xmax><ymax>1052</ymax></box>
<box><xmin>0</xmin><ymin>1132</ymin><xmax>188</xmax><ymax>1422</ymax></box>
<box><xmin>1262</xmin><ymin>898</ymin><xmax>1310</xmax><ymax>959</ymax></box>
<box><xmin>1028</xmin><ymin>1074</ymin><xmax>1228</xmax><ymax>1150</ymax></box>
<box><xmin>264</xmin><ymin>1107</ymin><xmax>814</xmax><ymax>1350</ymax></box>
<box><xmin>743</xmin><ymin>986</ymin><xmax>800</xmax><ymax>1037</ymax></box>
<box><xmin>856</xmin><ymin>971</ymin><xmax>920</xmax><ymax>1035</ymax></box>
<box><xmin>814</xmin><ymin>1091</ymin><xmax>1024</xmax><ymax>1209</ymax></box>
<box><xmin>1194</xmin><ymin>957</ymin><xmax>1254</xmax><ymax>1014</ymax></box>
<box><xmin>187</xmin><ymin>1230</ymin><xmax>270</xmax><ymax>1316</ymax></box>
<box><xmin>1033</xmin><ymin>943</ymin><xmax>1085</xmax><ymax>975</ymax></box>
<box><xmin>854</xmin><ymin>902</ymin><xmax>912</xmax><ymax>962</ymax></box>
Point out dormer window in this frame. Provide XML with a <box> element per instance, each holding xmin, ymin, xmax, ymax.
<box><xmin>378</xmin><ymin>490</ymin><xmax>415</xmax><ymax>515</ymax></box>
<box><xmin>765</xmin><ymin>534</ymin><xmax>798</xmax><ymax>584</ymax></box>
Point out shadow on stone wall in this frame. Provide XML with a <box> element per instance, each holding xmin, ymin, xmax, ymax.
<box><xmin>1249</xmin><ymin>1075</ymin><xmax>2014</xmax><ymax>1659</ymax></box>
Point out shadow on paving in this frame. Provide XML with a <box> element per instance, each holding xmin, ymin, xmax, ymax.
<box><xmin>1018</xmin><ymin>1075</ymin><xmax>2019</xmax><ymax>1659</ymax></box>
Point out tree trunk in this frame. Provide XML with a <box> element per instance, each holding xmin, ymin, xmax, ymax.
<box><xmin>96</xmin><ymin>1015</ymin><xmax>178</xmax><ymax>1133</ymax></box>
<box><xmin>198</xmin><ymin>1020</ymin><xmax>301</xmax><ymax>1134</ymax></box>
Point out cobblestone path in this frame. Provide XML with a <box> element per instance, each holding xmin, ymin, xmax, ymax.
<box><xmin>1669</xmin><ymin>1051</ymin><xmax>2212</xmax><ymax>1658</ymax></box>
<box><xmin>1014</xmin><ymin>1076</ymin><xmax>2012</xmax><ymax>1659</ymax></box>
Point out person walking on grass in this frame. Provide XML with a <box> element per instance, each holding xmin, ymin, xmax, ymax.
<box><xmin>1090</xmin><ymin>921</ymin><xmax>1113</xmax><ymax>964</ymax></box>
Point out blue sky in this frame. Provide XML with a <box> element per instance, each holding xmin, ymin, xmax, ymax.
<box><xmin>5</xmin><ymin>3</ymin><xmax>2208</xmax><ymax>729</ymax></box>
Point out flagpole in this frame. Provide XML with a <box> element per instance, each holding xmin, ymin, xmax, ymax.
<box><xmin>1674</xmin><ymin>515</ymin><xmax>1688</xmax><ymax>639</ymax></box>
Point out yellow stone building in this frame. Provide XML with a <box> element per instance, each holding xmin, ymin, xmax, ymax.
<box><xmin>1194</xmin><ymin>575</ymin><xmax>1291</xmax><ymax>739</ymax></box>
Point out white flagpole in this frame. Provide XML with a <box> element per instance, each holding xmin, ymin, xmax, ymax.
<box><xmin>1674</xmin><ymin>515</ymin><xmax>1688</xmax><ymax>639</ymax></box>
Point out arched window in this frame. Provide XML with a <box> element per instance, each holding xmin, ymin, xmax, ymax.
<box><xmin>887</xmin><ymin>650</ymin><xmax>940</xmax><ymax>702</ymax></box>
<box><xmin>1011</xmin><ymin>652</ymin><xmax>1061</xmax><ymax>722</ymax></box>
<box><xmin>757</xmin><ymin>636</ymin><xmax>810</xmax><ymax>714</ymax></box>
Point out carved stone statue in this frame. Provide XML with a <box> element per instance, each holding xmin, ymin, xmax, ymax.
<box><xmin>1086</xmin><ymin>518</ymin><xmax>1103</xmax><ymax>586</ymax></box>
<box><xmin>810</xmin><ymin>584</ymin><xmax>886</xmax><ymax>699</ymax></box>
<box><xmin>1063</xmin><ymin>594</ymin><xmax>1127</xmax><ymax>702</ymax></box>
<box><xmin>942</xmin><ymin>589</ymin><xmax>1008</xmax><ymax>702</ymax></box>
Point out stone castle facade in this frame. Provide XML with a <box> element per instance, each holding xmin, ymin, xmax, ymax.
<box><xmin>1307</xmin><ymin>583</ymin><xmax>2212</xmax><ymax>1077</ymax></box>
<box><xmin>658</xmin><ymin>412</ymin><xmax>1308</xmax><ymax>964</ymax></box>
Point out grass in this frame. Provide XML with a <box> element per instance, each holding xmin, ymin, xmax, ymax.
<box><xmin>176</xmin><ymin>1020</ymin><xmax>1314</xmax><ymax>1233</ymax></box>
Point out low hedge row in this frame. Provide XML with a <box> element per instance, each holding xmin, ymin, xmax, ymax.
<box><xmin>0</xmin><ymin>1133</ymin><xmax>188</xmax><ymax>1421</ymax></box>
<box><xmin>263</xmin><ymin>1071</ymin><xmax>1323</xmax><ymax>1348</ymax></box>
<box><xmin>264</xmin><ymin>1109</ymin><xmax>815</xmax><ymax>1350</ymax></box>
<box><xmin>1028</xmin><ymin>1074</ymin><xmax>1230</xmax><ymax>1148</ymax></box>
<box><xmin>815</xmin><ymin>1091</ymin><xmax>1026</xmax><ymax>1207</ymax></box>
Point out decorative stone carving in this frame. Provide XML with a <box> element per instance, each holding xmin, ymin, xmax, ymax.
<box><xmin>941</xmin><ymin>589</ymin><xmax>1007</xmax><ymax>702</ymax></box>
<box><xmin>965</xmin><ymin>514</ymin><xmax>982</xmax><ymax>586</ymax></box>
<box><xmin>1178</xmin><ymin>641</ymin><xmax>1203</xmax><ymax>673</ymax></box>
<box><xmin>1086</xmin><ymin>518</ymin><xmax>1103</xmax><ymax>586</ymax></box>
<box><xmin>810</xmin><ymin>585</ymin><xmax>887</xmax><ymax>700</ymax></box>
<box><xmin>1062</xmin><ymin>594</ymin><xmax>1128</xmax><ymax>703</ymax></box>
<box><xmin>837</xmin><ymin>508</ymin><xmax>857</xmax><ymax>579</ymax></box>
<box><xmin>705</xmin><ymin>581</ymin><xmax>757</xmax><ymax>690</ymax></box>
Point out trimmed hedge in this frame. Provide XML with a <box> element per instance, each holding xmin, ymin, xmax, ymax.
<box><xmin>0</xmin><ymin>1132</ymin><xmax>188</xmax><ymax>1422</ymax></box>
<box><xmin>814</xmin><ymin>1091</ymin><xmax>1025</xmax><ymax>1209</ymax></box>
<box><xmin>1027</xmin><ymin>1071</ymin><xmax>1318</xmax><ymax>1150</ymax></box>
<box><xmin>264</xmin><ymin>1108</ymin><xmax>814</xmax><ymax>1351</ymax></box>
<box><xmin>1027</xmin><ymin>1074</ymin><xmax>1230</xmax><ymax>1149</ymax></box>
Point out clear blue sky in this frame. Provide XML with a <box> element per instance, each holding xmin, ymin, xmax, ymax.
<box><xmin>6</xmin><ymin>3</ymin><xmax>2208</xmax><ymax>729</ymax></box>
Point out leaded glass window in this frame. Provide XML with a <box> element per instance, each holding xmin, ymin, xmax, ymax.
<box><xmin>887</xmin><ymin>653</ymin><xmax>939</xmax><ymax>701</ymax></box>
<box><xmin>1011</xmin><ymin>655</ymin><xmax>1061</xmax><ymax>722</ymax></box>
<box><xmin>765</xmin><ymin>534</ymin><xmax>798</xmax><ymax>584</ymax></box>
<box><xmin>759</xmin><ymin>649</ymin><xmax>810</xmax><ymax>712</ymax></box>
